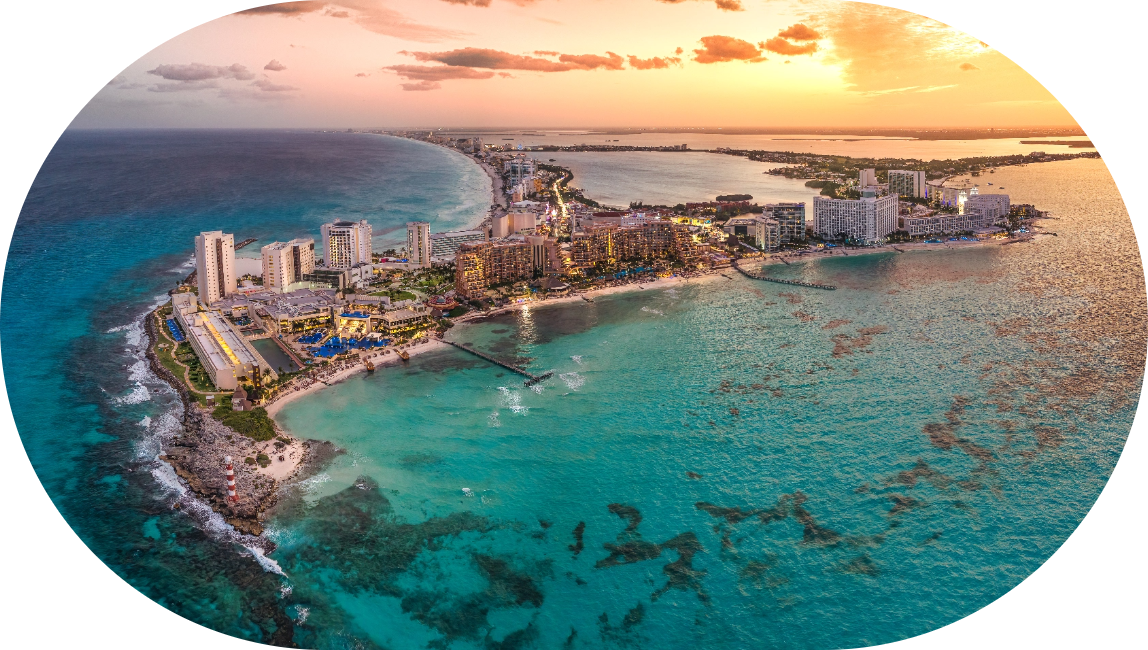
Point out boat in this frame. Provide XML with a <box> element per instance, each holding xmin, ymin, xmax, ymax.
<box><xmin>397</xmin><ymin>349</ymin><xmax>410</xmax><ymax>362</ymax></box>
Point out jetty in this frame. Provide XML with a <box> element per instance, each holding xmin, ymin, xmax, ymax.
<box><xmin>444</xmin><ymin>340</ymin><xmax>553</xmax><ymax>386</ymax></box>
<box><xmin>732</xmin><ymin>260</ymin><xmax>837</xmax><ymax>290</ymax></box>
<box><xmin>234</xmin><ymin>238</ymin><xmax>258</xmax><ymax>251</ymax></box>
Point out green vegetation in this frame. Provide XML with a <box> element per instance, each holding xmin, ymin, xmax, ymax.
<box><xmin>371</xmin><ymin>289</ymin><xmax>417</xmax><ymax>301</ymax></box>
<box><xmin>245</xmin><ymin>457</ymin><xmax>257</xmax><ymax>465</ymax></box>
<box><xmin>256</xmin><ymin>453</ymin><xmax>271</xmax><ymax>468</ymax></box>
<box><xmin>212</xmin><ymin>401</ymin><xmax>276</xmax><ymax>441</ymax></box>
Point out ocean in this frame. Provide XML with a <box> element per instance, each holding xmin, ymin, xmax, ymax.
<box><xmin>3</xmin><ymin>130</ymin><xmax>1142</xmax><ymax>649</ymax></box>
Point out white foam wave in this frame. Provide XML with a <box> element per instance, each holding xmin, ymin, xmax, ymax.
<box><xmin>640</xmin><ymin>306</ymin><xmax>665</xmax><ymax>316</ymax></box>
<box><xmin>529</xmin><ymin>382</ymin><xmax>545</xmax><ymax>395</ymax></box>
<box><xmin>559</xmin><ymin>372</ymin><xmax>585</xmax><ymax>390</ymax></box>
<box><xmin>245</xmin><ymin>545</ymin><xmax>287</xmax><ymax>576</ymax></box>
<box><xmin>294</xmin><ymin>605</ymin><xmax>310</xmax><ymax>625</ymax></box>
<box><xmin>295</xmin><ymin>472</ymin><xmax>331</xmax><ymax>496</ymax></box>
<box><xmin>138</xmin><ymin>416</ymin><xmax>151</xmax><ymax>429</ymax></box>
<box><xmin>115</xmin><ymin>383</ymin><xmax>152</xmax><ymax>405</ymax></box>
<box><xmin>488</xmin><ymin>411</ymin><xmax>501</xmax><ymax>428</ymax></box>
<box><xmin>497</xmin><ymin>386</ymin><xmax>529</xmax><ymax>415</ymax></box>
<box><xmin>571</xmin><ymin>355</ymin><xmax>583</xmax><ymax>365</ymax></box>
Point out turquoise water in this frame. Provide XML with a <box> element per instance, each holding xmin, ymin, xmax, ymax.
<box><xmin>3</xmin><ymin>131</ymin><xmax>1142</xmax><ymax>649</ymax></box>
<box><xmin>271</xmin><ymin>160</ymin><xmax>1144</xmax><ymax>648</ymax></box>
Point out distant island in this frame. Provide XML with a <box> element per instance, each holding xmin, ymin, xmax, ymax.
<box><xmin>716</xmin><ymin>194</ymin><xmax>753</xmax><ymax>202</ymax></box>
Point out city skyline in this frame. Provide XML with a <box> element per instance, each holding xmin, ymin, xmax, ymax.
<box><xmin>74</xmin><ymin>0</ymin><xmax>1077</xmax><ymax>130</ymax></box>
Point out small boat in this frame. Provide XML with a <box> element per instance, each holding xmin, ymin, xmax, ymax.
<box><xmin>397</xmin><ymin>349</ymin><xmax>410</xmax><ymax>362</ymax></box>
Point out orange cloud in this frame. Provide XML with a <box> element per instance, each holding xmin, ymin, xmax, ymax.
<box><xmin>403</xmin><ymin>48</ymin><xmax>627</xmax><ymax>72</ymax></box>
<box><xmin>627</xmin><ymin>55</ymin><xmax>682</xmax><ymax>70</ymax></box>
<box><xmin>405</xmin><ymin>48</ymin><xmax>572</xmax><ymax>71</ymax></box>
<box><xmin>385</xmin><ymin>64</ymin><xmax>497</xmax><ymax>81</ymax></box>
<box><xmin>402</xmin><ymin>81</ymin><xmax>441</xmax><ymax>91</ymax></box>
<box><xmin>533</xmin><ymin>50</ymin><xmax>559</xmax><ymax>57</ymax></box>
<box><xmin>558</xmin><ymin>52</ymin><xmax>625</xmax><ymax>71</ymax></box>
<box><xmin>264</xmin><ymin>59</ymin><xmax>287</xmax><ymax>71</ymax></box>
<box><xmin>693</xmin><ymin>36</ymin><xmax>765</xmax><ymax>64</ymax></box>
<box><xmin>656</xmin><ymin>0</ymin><xmax>743</xmax><ymax>11</ymax></box>
<box><xmin>235</xmin><ymin>1</ymin><xmax>464</xmax><ymax>43</ymax></box>
<box><xmin>777</xmin><ymin>23</ymin><xmax>821</xmax><ymax>41</ymax></box>
<box><xmin>760</xmin><ymin>37</ymin><xmax>818</xmax><ymax>56</ymax></box>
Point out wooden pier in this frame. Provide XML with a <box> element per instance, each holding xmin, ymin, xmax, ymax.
<box><xmin>732</xmin><ymin>261</ymin><xmax>837</xmax><ymax>290</ymax></box>
<box><xmin>444</xmin><ymin>340</ymin><xmax>553</xmax><ymax>386</ymax></box>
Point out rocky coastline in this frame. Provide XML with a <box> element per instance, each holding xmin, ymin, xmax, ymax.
<box><xmin>144</xmin><ymin>308</ymin><xmax>334</xmax><ymax>539</ymax></box>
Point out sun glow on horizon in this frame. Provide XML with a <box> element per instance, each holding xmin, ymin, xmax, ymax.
<box><xmin>77</xmin><ymin>0</ymin><xmax>1078</xmax><ymax>130</ymax></box>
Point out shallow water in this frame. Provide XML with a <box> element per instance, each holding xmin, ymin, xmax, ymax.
<box><xmin>3</xmin><ymin>130</ymin><xmax>1141</xmax><ymax>649</ymax></box>
<box><xmin>274</xmin><ymin>159</ymin><xmax>1143</xmax><ymax>648</ymax></box>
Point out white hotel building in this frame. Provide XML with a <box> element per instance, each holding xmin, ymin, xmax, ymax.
<box><xmin>406</xmin><ymin>221</ymin><xmax>432</xmax><ymax>268</ymax></box>
<box><xmin>813</xmin><ymin>191</ymin><xmax>899</xmax><ymax>244</ymax></box>
<box><xmin>194</xmin><ymin>230</ymin><xmax>236</xmax><ymax>306</ymax></box>
<box><xmin>171</xmin><ymin>292</ymin><xmax>276</xmax><ymax>390</ymax></box>
<box><xmin>261</xmin><ymin>238</ymin><xmax>316</xmax><ymax>293</ymax></box>
<box><xmin>320</xmin><ymin>219</ymin><xmax>373</xmax><ymax>269</ymax></box>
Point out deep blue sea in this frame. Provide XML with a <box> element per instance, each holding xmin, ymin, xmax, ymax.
<box><xmin>3</xmin><ymin>131</ymin><xmax>1143</xmax><ymax>650</ymax></box>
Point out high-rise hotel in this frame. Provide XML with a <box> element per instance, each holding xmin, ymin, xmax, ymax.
<box><xmin>406</xmin><ymin>221</ymin><xmax>432</xmax><ymax>268</ymax></box>
<box><xmin>194</xmin><ymin>230</ymin><xmax>236</xmax><ymax>306</ymax></box>
<box><xmin>261</xmin><ymin>238</ymin><xmax>316</xmax><ymax>292</ymax></box>
<box><xmin>320</xmin><ymin>219</ymin><xmax>373</xmax><ymax>269</ymax></box>
<box><xmin>813</xmin><ymin>190</ymin><xmax>898</xmax><ymax>244</ymax></box>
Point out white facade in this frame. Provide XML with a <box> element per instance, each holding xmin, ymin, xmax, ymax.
<box><xmin>406</xmin><ymin>221</ymin><xmax>432</xmax><ymax>268</ymax></box>
<box><xmin>859</xmin><ymin>168</ymin><xmax>878</xmax><ymax>188</ymax></box>
<box><xmin>752</xmin><ymin>217</ymin><xmax>781</xmax><ymax>252</ymax></box>
<box><xmin>888</xmin><ymin>170</ymin><xmax>927</xmax><ymax>198</ymax></box>
<box><xmin>195</xmin><ymin>231</ymin><xmax>236</xmax><ymax>306</ymax></box>
<box><xmin>261</xmin><ymin>238</ymin><xmax>316</xmax><ymax>293</ymax></box>
<box><xmin>173</xmin><ymin>297</ymin><xmax>276</xmax><ymax>390</ymax></box>
<box><xmin>964</xmin><ymin>193</ymin><xmax>1011</xmax><ymax>226</ymax></box>
<box><xmin>763</xmin><ymin>202</ymin><xmax>806</xmax><ymax>242</ymax></box>
<box><xmin>320</xmin><ymin>220</ymin><xmax>372</xmax><ymax>269</ymax></box>
<box><xmin>430</xmin><ymin>229</ymin><xmax>487</xmax><ymax>259</ymax></box>
<box><xmin>813</xmin><ymin>192</ymin><xmax>899</xmax><ymax>243</ymax></box>
<box><xmin>504</xmin><ymin>155</ymin><xmax>536</xmax><ymax>187</ymax></box>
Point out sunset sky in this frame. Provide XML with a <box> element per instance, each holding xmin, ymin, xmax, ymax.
<box><xmin>74</xmin><ymin>0</ymin><xmax>1077</xmax><ymax>129</ymax></box>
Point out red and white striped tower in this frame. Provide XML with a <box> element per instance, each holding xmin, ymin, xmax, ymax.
<box><xmin>224</xmin><ymin>455</ymin><xmax>238</xmax><ymax>503</ymax></box>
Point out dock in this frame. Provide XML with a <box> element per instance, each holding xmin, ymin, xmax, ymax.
<box><xmin>732</xmin><ymin>261</ymin><xmax>837</xmax><ymax>290</ymax></box>
<box><xmin>444</xmin><ymin>340</ymin><xmax>553</xmax><ymax>386</ymax></box>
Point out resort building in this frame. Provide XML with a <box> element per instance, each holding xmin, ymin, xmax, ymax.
<box><xmin>381</xmin><ymin>304</ymin><xmax>431</xmax><ymax>334</ymax></box>
<box><xmin>260</xmin><ymin>238</ymin><xmax>315</xmax><ymax>293</ymax></box>
<box><xmin>898</xmin><ymin>213</ymin><xmax>981</xmax><ymax>237</ymax></box>
<box><xmin>569</xmin><ymin>221</ymin><xmax>702</xmax><ymax>271</ymax></box>
<box><xmin>763</xmin><ymin>203</ymin><xmax>807</xmax><ymax>242</ymax></box>
<box><xmin>430</xmin><ymin>229</ymin><xmax>487</xmax><ymax>260</ymax></box>
<box><xmin>257</xmin><ymin>288</ymin><xmax>339</xmax><ymax>333</ymax></box>
<box><xmin>507</xmin><ymin>208</ymin><xmax>537</xmax><ymax>235</ymax></box>
<box><xmin>491</xmin><ymin>214</ymin><xmax>509</xmax><ymax>238</ymax></box>
<box><xmin>172</xmin><ymin>294</ymin><xmax>277</xmax><ymax>390</ymax></box>
<box><xmin>859</xmin><ymin>168</ymin><xmax>878</xmax><ymax>188</ymax></box>
<box><xmin>454</xmin><ymin>240</ymin><xmax>534</xmax><ymax>299</ymax></box>
<box><xmin>504</xmin><ymin>155</ymin><xmax>536</xmax><ymax>187</ymax></box>
<box><xmin>526</xmin><ymin>235</ymin><xmax>561</xmax><ymax>273</ymax></box>
<box><xmin>320</xmin><ymin>219</ymin><xmax>373</xmax><ymax>269</ymax></box>
<box><xmin>813</xmin><ymin>191</ymin><xmax>899</xmax><ymax>244</ymax></box>
<box><xmin>964</xmin><ymin>193</ymin><xmax>1011</xmax><ymax>226</ymax></box>
<box><xmin>406</xmin><ymin>221</ymin><xmax>432</xmax><ymax>268</ymax></box>
<box><xmin>195</xmin><ymin>231</ymin><xmax>236</xmax><ymax>306</ymax></box>
<box><xmin>888</xmin><ymin>170</ymin><xmax>927</xmax><ymax>198</ymax></box>
<box><xmin>753</xmin><ymin>217</ymin><xmax>781</xmax><ymax>253</ymax></box>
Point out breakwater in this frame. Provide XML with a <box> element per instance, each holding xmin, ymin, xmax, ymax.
<box><xmin>444</xmin><ymin>339</ymin><xmax>553</xmax><ymax>386</ymax></box>
<box><xmin>732</xmin><ymin>260</ymin><xmax>837</xmax><ymax>290</ymax></box>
